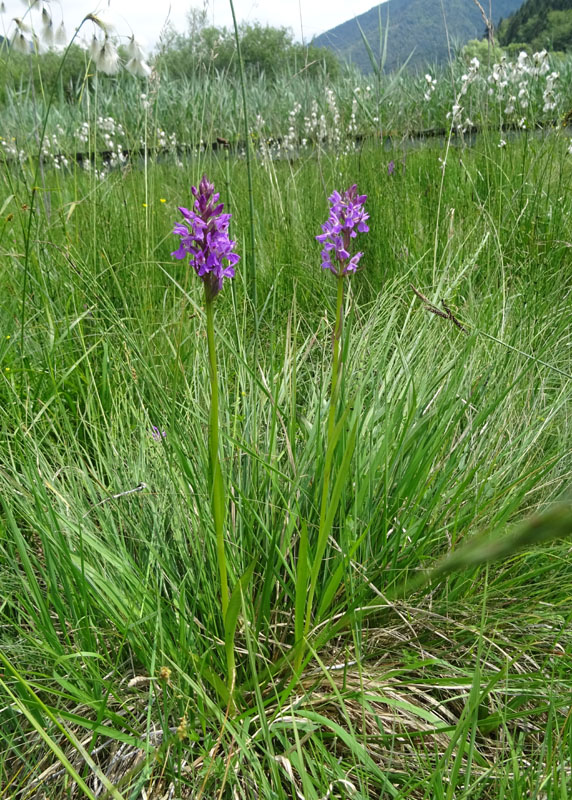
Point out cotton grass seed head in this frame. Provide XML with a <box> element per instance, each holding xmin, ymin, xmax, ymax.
<box><xmin>88</xmin><ymin>34</ymin><xmax>100</xmax><ymax>61</ymax></box>
<box><xmin>12</xmin><ymin>28</ymin><xmax>30</xmax><ymax>53</ymax></box>
<box><xmin>126</xmin><ymin>35</ymin><xmax>145</xmax><ymax>60</ymax></box>
<box><xmin>126</xmin><ymin>57</ymin><xmax>151</xmax><ymax>78</ymax></box>
<box><xmin>125</xmin><ymin>37</ymin><xmax>151</xmax><ymax>78</ymax></box>
<box><xmin>41</xmin><ymin>8</ymin><xmax>54</xmax><ymax>46</ymax></box>
<box><xmin>54</xmin><ymin>20</ymin><xmax>66</xmax><ymax>45</ymax></box>
<box><xmin>12</xmin><ymin>16</ymin><xmax>30</xmax><ymax>32</ymax></box>
<box><xmin>95</xmin><ymin>37</ymin><xmax>120</xmax><ymax>75</ymax></box>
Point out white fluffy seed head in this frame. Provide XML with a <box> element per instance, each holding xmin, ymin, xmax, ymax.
<box><xmin>12</xmin><ymin>29</ymin><xmax>30</xmax><ymax>53</ymax></box>
<box><xmin>88</xmin><ymin>34</ymin><xmax>100</xmax><ymax>61</ymax></box>
<box><xmin>42</xmin><ymin>24</ymin><xmax>54</xmax><ymax>46</ymax></box>
<box><xmin>54</xmin><ymin>21</ymin><xmax>66</xmax><ymax>45</ymax></box>
<box><xmin>12</xmin><ymin>16</ymin><xmax>31</xmax><ymax>32</ymax></box>
<box><xmin>96</xmin><ymin>38</ymin><xmax>120</xmax><ymax>75</ymax></box>
<box><xmin>126</xmin><ymin>57</ymin><xmax>151</xmax><ymax>78</ymax></box>
<box><xmin>126</xmin><ymin>35</ymin><xmax>145</xmax><ymax>60</ymax></box>
<box><xmin>41</xmin><ymin>10</ymin><xmax>54</xmax><ymax>47</ymax></box>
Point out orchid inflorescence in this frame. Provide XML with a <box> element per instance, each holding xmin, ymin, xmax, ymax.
<box><xmin>171</xmin><ymin>178</ymin><xmax>369</xmax><ymax>289</ymax></box>
<box><xmin>171</xmin><ymin>175</ymin><xmax>240</xmax><ymax>300</ymax></box>
<box><xmin>316</xmin><ymin>185</ymin><xmax>369</xmax><ymax>277</ymax></box>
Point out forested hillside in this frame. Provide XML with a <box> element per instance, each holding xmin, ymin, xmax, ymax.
<box><xmin>313</xmin><ymin>0</ymin><xmax>524</xmax><ymax>72</ymax></box>
<box><xmin>498</xmin><ymin>0</ymin><xmax>572</xmax><ymax>50</ymax></box>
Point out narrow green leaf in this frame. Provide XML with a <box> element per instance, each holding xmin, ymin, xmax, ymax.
<box><xmin>294</xmin><ymin>518</ymin><xmax>309</xmax><ymax>652</ymax></box>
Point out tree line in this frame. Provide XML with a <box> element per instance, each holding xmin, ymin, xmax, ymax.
<box><xmin>497</xmin><ymin>0</ymin><xmax>572</xmax><ymax>51</ymax></box>
<box><xmin>0</xmin><ymin>13</ymin><xmax>340</xmax><ymax>104</ymax></box>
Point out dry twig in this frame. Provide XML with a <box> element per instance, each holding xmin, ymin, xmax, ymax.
<box><xmin>410</xmin><ymin>284</ymin><xmax>468</xmax><ymax>333</ymax></box>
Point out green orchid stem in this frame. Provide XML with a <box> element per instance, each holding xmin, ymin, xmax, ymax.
<box><xmin>297</xmin><ymin>274</ymin><xmax>345</xmax><ymax>670</ymax></box>
<box><xmin>328</xmin><ymin>274</ymin><xmax>345</xmax><ymax>443</ymax></box>
<box><xmin>205</xmin><ymin>292</ymin><xmax>229</xmax><ymax>620</ymax></box>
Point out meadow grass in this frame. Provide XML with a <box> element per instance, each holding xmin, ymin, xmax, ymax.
<box><xmin>1</xmin><ymin>67</ymin><xmax>572</xmax><ymax>799</ymax></box>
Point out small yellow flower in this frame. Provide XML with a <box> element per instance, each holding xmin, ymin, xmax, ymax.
<box><xmin>158</xmin><ymin>666</ymin><xmax>171</xmax><ymax>682</ymax></box>
<box><xmin>5</xmin><ymin>367</ymin><xmax>10</xmax><ymax>372</ymax></box>
<box><xmin>176</xmin><ymin>714</ymin><xmax>188</xmax><ymax>741</ymax></box>
<box><xmin>160</xmin><ymin>198</ymin><xmax>166</xmax><ymax>203</ymax></box>
<box><xmin>142</xmin><ymin>203</ymin><xmax>148</xmax><ymax>208</ymax></box>
<box><xmin>6</xmin><ymin>335</ymin><xmax>10</xmax><ymax>340</ymax></box>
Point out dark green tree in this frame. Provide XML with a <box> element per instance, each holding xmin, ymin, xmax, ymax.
<box><xmin>154</xmin><ymin>16</ymin><xmax>339</xmax><ymax>80</ymax></box>
<box><xmin>0</xmin><ymin>43</ymin><xmax>89</xmax><ymax>104</ymax></box>
<box><xmin>498</xmin><ymin>0</ymin><xmax>572</xmax><ymax>50</ymax></box>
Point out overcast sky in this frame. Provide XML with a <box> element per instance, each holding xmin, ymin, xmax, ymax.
<box><xmin>1</xmin><ymin>0</ymin><xmax>387</xmax><ymax>53</ymax></box>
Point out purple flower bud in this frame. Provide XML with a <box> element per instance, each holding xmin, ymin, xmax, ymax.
<box><xmin>316</xmin><ymin>184</ymin><xmax>369</xmax><ymax>276</ymax></box>
<box><xmin>387</xmin><ymin>160</ymin><xmax>395</xmax><ymax>176</ymax></box>
<box><xmin>172</xmin><ymin>175</ymin><xmax>239</xmax><ymax>300</ymax></box>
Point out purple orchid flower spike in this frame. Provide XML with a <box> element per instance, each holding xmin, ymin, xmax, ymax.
<box><xmin>171</xmin><ymin>175</ymin><xmax>239</xmax><ymax>300</ymax></box>
<box><xmin>151</xmin><ymin>426</ymin><xmax>166</xmax><ymax>441</ymax></box>
<box><xmin>316</xmin><ymin>184</ymin><xmax>369</xmax><ymax>276</ymax></box>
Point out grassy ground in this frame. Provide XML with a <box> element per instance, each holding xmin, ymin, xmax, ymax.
<box><xmin>1</xmin><ymin>115</ymin><xmax>572</xmax><ymax>798</ymax></box>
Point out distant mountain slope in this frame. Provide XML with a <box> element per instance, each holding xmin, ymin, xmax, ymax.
<box><xmin>498</xmin><ymin>0</ymin><xmax>572</xmax><ymax>50</ymax></box>
<box><xmin>313</xmin><ymin>0</ymin><xmax>525</xmax><ymax>72</ymax></box>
